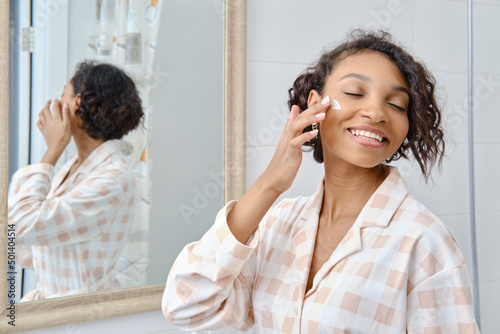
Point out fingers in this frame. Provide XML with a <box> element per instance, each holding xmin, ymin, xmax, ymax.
<box><xmin>299</xmin><ymin>95</ymin><xmax>331</xmax><ymax>119</ymax></box>
<box><xmin>289</xmin><ymin>129</ymin><xmax>318</xmax><ymax>148</ymax></box>
<box><xmin>52</xmin><ymin>98</ymin><xmax>62</xmax><ymax>120</ymax></box>
<box><xmin>287</xmin><ymin>99</ymin><xmax>329</xmax><ymax>135</ymax></box>
<box><xmin>286</xmin><ymin>105</ymin><xmax>301</xmax><ymax>126</ymax></box>
<box><xmin>61</xmin><ymin>102</ymin><xmax>70</xmax><ymax>123</ymax></box>
<box><xmin>36</xmin><ymin>120</ymin><xmax>43</xmax><ymax>133</ymax></box>
<box><xmin>281</xmin><ymin>96</ymin><xmax>332</xmax><ymax>150</ymax></box>
<box><xmin>39</xmin><ymin>99</ymin><xmax>53</xmax><ymax>123</ymax></box>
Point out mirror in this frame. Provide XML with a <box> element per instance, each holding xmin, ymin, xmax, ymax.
<box><xmin>0</xmin><ymin>0</ymin><xmax>246</xmax><ymax>331</ymax></box>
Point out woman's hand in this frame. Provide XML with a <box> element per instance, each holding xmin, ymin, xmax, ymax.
<box><xmin>37</xmin><ymin>99</ymin><xmax>72</xmax><ymax>165</ymax></box>
<box><xmin>226</xmin><ymin>96</ymin><xmax>330</xmax><ymax>244</ymax></box>
<box><xmin>261</xmin><ymin>96</ymin><xmax>330</xmax><ymax>194</ymax></box>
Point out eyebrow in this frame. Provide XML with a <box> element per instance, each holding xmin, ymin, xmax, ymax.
<box><xmin>392</xmin><ymin>85</ymin><xmax>410</xmax><ymax>96</ymax></box>
<box><xmin>339</xmin><ymin>72</ymin><xmax>410</xmax><ymax>97</ymax></box>
<box><xmin>339</xmin><ymin>73</ymin><xmax>372</xmax><ymax>84</ymax></box>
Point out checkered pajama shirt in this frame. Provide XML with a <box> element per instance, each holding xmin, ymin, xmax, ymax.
<box><xmin>9</xmin><ymin>140</ymin><xmax>136</xmax><ymax>300</ymax></box>
<box><xmin>163</xmin><ymin>166</ymin><xmax>479</xmax><ymax>333</ymax></box>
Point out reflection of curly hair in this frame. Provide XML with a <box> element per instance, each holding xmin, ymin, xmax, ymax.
<box><xmin>288</xmin><ymin>30</ymin><xmax>445</xmax><ymax>179</ymax></box>
<box><xmin>70</xmin><ymin>61</ymin><xmax>144</xmax><ymax>140</ymax></box>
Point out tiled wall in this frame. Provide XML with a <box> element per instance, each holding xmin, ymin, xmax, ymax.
<box><xmin>25</xmin><ymin>0</ymin><xmax>498</xmax><ymax>333</ymax></box>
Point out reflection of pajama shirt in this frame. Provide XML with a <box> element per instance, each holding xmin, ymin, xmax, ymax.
<box><xmin>163</xmin><ymin>166</ymin><xmax>479</xmax><ymax>333</ymax></box>
<box><xmin>9</xmin><ymin>140</ymin><xmax>136</xmax><ymax>300</ymax></box>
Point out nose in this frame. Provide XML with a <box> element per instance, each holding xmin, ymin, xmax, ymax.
<box><xmin>358</xmin><ymin>99</ymin><xmax>388</xmax><ymax>123</ymax></box>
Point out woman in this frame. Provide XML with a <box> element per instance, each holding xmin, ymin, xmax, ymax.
<box><xmin>162</xmin><ymin>31</ymin><xmax>479</xmax><ymax>332</ymax></box>
<box><xmin>9</xmin><ymin>61</ymin><xmax>144</xmax><ymax>300</ymax></box>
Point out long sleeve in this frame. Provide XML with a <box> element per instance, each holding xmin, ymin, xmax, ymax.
<box><xmin>8</xmin><ymin>163</ymin><xmax>127</xmax><ymax>246</ymax></box>
<box><xmin>15</xmin><ymin>244</ymin><xmax>34</xmax><ymax>269</ymax></box>
<box><xmin>407</xmin><ymin>265</ymin><xmax>480</xmax><ymax>333</ymax></box>
<box><xmin>162</xmin><ymin>201</ymin><xmax>259</xmax><ymax>332</ymax></box>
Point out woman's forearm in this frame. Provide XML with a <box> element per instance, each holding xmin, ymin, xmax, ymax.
<box><xmin>226</xmin><ymin>172</ymin><xmax>282</xmax><ymax>244</ymax></box>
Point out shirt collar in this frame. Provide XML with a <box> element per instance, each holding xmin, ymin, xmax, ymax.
<box><xmin>356</xmin><ymin>166</ymin><xmax>409</xmax><ymax>228</ymax></box>
<box><xmin>297</xmin><ymin>165</ymin><xmax>408</xmax><ymax>229</ymax></box>
<box><xmin>76</xmin><ymin>139</ymin><xmax>122</xmax><ymax>176</ymax></box>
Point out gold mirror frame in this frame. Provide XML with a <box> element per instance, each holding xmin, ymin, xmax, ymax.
<box><xmin>0</xmin><ymin>0</ymin><xmax>246</xmax><ymax>331</ymax></box>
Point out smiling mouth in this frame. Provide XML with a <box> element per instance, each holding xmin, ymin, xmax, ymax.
<box><xmin>349</xmin><ymin>129</ymin><xmax>386</xmax><ymax>143</ymax></box>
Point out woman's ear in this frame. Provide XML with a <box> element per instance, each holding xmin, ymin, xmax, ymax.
<box><xmin>307</xmin><ymin>90</ymin><xmax>320</xmax><ymax>108</ymax></box>
<box><xmin>74</xmin><ymin>93</ymin><xmax>81</xmax><ymax>111</ymax></box>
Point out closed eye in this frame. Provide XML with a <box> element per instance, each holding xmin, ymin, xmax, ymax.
<box><xmin>388</xmin><ymin>103</ymin><xmax>406</xmax><ymax>112</ymax></box>
<box><xmin>344</xmin><ymin>92</ymin><xmax>363</xmax><ymax>97</ymax></box>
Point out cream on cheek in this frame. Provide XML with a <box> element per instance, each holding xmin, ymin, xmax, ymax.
<box><xmin>331</xmin><ymin>98</ymin><xmax>341</xmax><ymax>110</ymax></box>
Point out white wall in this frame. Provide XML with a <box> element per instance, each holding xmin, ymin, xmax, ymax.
<box><xmin>22</xmin><ymin>0</ymin><xmax>499</xmax><ymax>333</ymax></box>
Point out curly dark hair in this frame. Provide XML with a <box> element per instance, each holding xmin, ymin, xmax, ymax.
<box><xmin>288</xmin><ymin>30</ymin><xmax>445</xmax><ymax>179</ymax></box>
<box><xmin>70</xmin><ymin>61</ymin><xmax>144</xmax><ymax>140</ymax></box>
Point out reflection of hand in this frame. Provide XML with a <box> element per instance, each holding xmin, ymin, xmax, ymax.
<box><xmin>261</xmin><ymin>97</ymin><xmax>329</xmax><ymax>194</ymax></box>
<box><xmin>37</xmin><ymin>99</ymin><xmax>72</xmax><ymax>165</ymax></box>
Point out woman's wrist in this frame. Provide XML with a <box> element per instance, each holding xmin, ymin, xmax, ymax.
<box><xmin>40</xmin><ymin>147</ymin><xmax>64</xmax><ymax>166</ymax></box>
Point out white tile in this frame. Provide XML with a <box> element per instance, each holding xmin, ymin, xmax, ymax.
<box><xmin>150</xmin><ymin>80</ymin><xmax>222</xmax><ymax>126</ymax></box>
<box><xmin>69</xmin><ymin>0</ymin><xmax>97</xmax><ymax>30</ymax></box>
<box><xmin>154</xmin><ymin>35</ymin><xmax>223</xmax><ymax>82</ymax></box>
<box><xmin>148</xmin><ymin>210</ymin><xmax>218</xmax><ymax>285</ymax></box>
<box><xmin>473</xmin><ymin>4</ymin><xmax>500</xmax><ymax>75</ymax></box>
<box><xmin>248</xmin><ymin>0</ymin><xmax>415</xmax><ymax>64</ymax></box>
<box><xmin>443</xmin><ymin>72</ymin><xmax>500</xmax><ymax>145</ymax></box>
<box><xmin>474</xmin><ymin>0</ymin><xmax>500</xmax><ymax>5</ymax></box>
<box><xmin>475</xmin><ymin>212</ymin><xmax>500</xmax><ymax>282</ymax></box>
<box><xmin>437</xmin><ymin>71</ymin><xmax>469</xmax><ymax>144</ymax></box>
<box><xmin>67</xmin><ymin>28</ymin><xmax>93</xmax><ymax>79</ymax></box>
<box><xmin>415</xmin><ymin>0</ymin><xmax>468</xmax><ymax>73</ymax></box>
<box><xmin>246</xmin><ymin>62</ymin><xmax>305</xmax><ymax>147</ymax></box>
<box><xmin>473</xmin><ymin>143</ymin><xmax>500</xmax><ymax>213</ymax></box>
<box><xmin>246</xmin><ymin>146</ymin><xmax>274</xmax><ymax>191</ymax></box>
<box><xmin>391</xmin><ymin>143</ymin><xmax>470</xmax><ymax>216</ymax></box>
<box><xmin>151</xmin><ymin>167</ymin><xmax>224</xmax><ymax>214</ymax></box>
<box><xmin>472</xmin><ymin>74</ymin><xmax>500</xmax><ymax>144</ymax></box>
<box><xmin>478</xmin><ymin>280</ymin><xmax>500</xmax><ymax>333</ymax></box>
<box><xmin>147</xmin><ymin>256</ymin><xmax>171</xmax><ymax>286</ymax></box>
<box><xmin>245</xmin><ymin>146</ymin><xmax>324</xmax><ymax>204</ymax></box>
<box><xmin>151</xmin><ymin>123</ymin><xmax>222</xmax><ymax>169</ymax></box>
<box><xmin>159</xmin><ymin>0</ymin><xmax>223</xmax><ymax>38</ymax></box>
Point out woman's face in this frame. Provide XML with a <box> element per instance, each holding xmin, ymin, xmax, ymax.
<box><xmin>310</xmin><ymin>50</ymin><xmax>410</xmax><ymax>169</ymax></box>
<box><xmin>60</xmin><ymin>82</ymin><xmax>81</xmax><ymax>131</ymax></box>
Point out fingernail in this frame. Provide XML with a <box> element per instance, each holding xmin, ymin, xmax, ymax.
<box><xmin>321</xmin><ymin>96</ymin><xmax>330</xmax><ymax>106</ymax></box>
<box><xmin>63</xmin><ymin>103</ymin><xmax>69</xmax><ymax>109</ymax></box>
<box><xmin>316</xmin><ymin>113</ymin><xmax>326</xmax><ymax>118</ymax></box>
<box><xmin>310</xmin><ymin>129</ymin><xmax>318</xmax><ymax>135</ymax></box>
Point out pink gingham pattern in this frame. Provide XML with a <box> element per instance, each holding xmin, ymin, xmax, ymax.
<box><xmin>9</xmin><ymin>140</ymin><xmax>136</xmax><ymax>300</ymax></box>
<box><xmin>163</xmin><ymin>166</ymin><xmax>479</xmax><ymax>333</ymax></box>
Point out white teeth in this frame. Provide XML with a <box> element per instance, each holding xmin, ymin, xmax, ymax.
<box><xmin>350</xmin><ymin>129</ymin><xmax>384</xmax><ymax>142</ymax></box>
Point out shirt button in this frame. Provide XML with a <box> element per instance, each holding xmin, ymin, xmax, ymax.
<box><xmin>294</xmin><ymin>307</ymin><xmax>298</xmax><ymax>316</ymax></box>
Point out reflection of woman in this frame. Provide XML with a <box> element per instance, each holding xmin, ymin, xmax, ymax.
<box><xmin>9</xmin><ymin>61</ymin><xmax>144</xmax><ymax>301</ymax></box>
<box><xmin>163</xmin><ymin>31</ymin><xmax>479</xmax><ymax>332</ymax></box>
